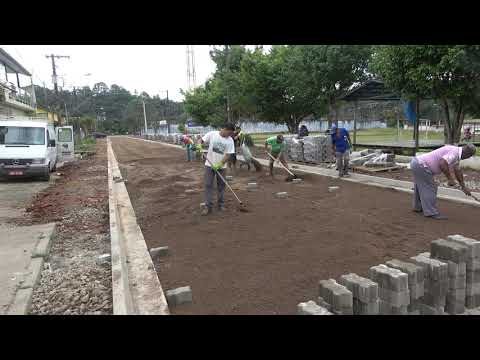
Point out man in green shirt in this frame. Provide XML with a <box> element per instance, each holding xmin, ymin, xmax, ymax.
<box><xmin>265</xmin><ymin>134</ymin><xmax>290</xmax><ymax>178</ymax></box>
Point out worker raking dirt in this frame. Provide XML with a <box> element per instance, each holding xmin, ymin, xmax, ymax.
<box><xmin>265</xmin><ymin>134</ymin><xmax>298</xmax><ymax>181</ymax></box>
<box><xmin>199</xmin><ymin>123</ymin><xmax>236</xmax><ymax>216</ymax></box>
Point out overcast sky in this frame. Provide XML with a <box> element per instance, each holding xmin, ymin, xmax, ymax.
<box><xmin>0</xmin><ymin>45</ymin><xmax>257</xmax><ymax>102</ymax></box>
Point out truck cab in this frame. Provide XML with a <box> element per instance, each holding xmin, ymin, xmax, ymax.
<box><xmin>0</xmin><ymin>120</ymin><xmax>58</xmax><ymax>181</ymax></box>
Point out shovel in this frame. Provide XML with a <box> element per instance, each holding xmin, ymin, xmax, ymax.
<box><xmin>266</xmin><ymin>152</ymin><xmax>300</xmax><ymax>182</ymax></box>
<box><xmin>203</xmin><ymin>155</ymin><xmax>249</xmax><ymax>212</ymax></box>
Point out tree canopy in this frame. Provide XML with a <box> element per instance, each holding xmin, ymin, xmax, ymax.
<box><xmin>35</xmin><ymin>83</ymin><xmax>186</xmax><ymax>135</ymax></box>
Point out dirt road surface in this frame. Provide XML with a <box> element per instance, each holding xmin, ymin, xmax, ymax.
<box><xmin>111</xmin><ymin>136</ymin><xmax>480</xmax><ymax>315</ymax></box>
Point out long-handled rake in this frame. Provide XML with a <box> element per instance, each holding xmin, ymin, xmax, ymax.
<box><xmin>203</xmin><ymin>155</ymin><xmax>249</xmax><ymax>212</ymax></box>
<box><xmin>266</xmin><ymin>152</ymin><xmax>300</xmax><ymax>182</ymax></box>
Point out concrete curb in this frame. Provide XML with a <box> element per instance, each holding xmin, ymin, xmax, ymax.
<box><xmin>107</xmin><ymin>137</ymin><xmax>169</xmax><ymax>315</ymax></box>
<box><xmin>7</xmin><ymin>288</ymin><xmax>33</xmax><ymax>315</ymax></box>
<box><xmin>6</xmin><ymin>223</ymin><xmax>56</xmax><ymax>315</ymax></box>
<box><xmin>31</xmin><ymin>223</ymin><xmax>56</xmax><ymax>258</ymax></box>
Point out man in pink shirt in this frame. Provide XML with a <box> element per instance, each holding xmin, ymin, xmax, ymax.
<box><xmin>410</xmin><ymin>144</ymin><xmax>476</xmax><ymax>219</ymax></box>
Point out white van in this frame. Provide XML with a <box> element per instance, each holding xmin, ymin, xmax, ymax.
<box><xmin>0</xmin><ymin>120</ymin><xmax>58</xmax><ymax>181</ymax></box>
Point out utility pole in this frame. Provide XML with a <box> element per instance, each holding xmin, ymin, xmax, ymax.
<box><xmin>45</xmin><ymin>54</ymin><xmax>70</xmax><ymax>95</ymax></box>
<box><xmin>64</xmin><ymin>103</ymin><xmax>69</xmax><ymax>125</ymax></box>
<box><xmin>142</xmin><ymin>98</ymin><xmax>148</xmax><ymax>138</ymax></box>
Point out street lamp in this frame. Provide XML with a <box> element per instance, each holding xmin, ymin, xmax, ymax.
<box><xmin>159</xmin><ymin>90</ymin><xmax>169</xmax><ymax>134</ymax></box>
<box><xmin>140</xmin><ymin>95</ymin><xmax>148</xmax><ymax>138</ymax></box>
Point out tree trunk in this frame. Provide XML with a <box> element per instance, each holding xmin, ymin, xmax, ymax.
<box><xmin>442</xmin><ymin>99</ymin><xmax>465</xmax><ymax>144</ymax></box>
<box><xmin>442</xmin><ymin>99</ymin><xmax>453</xmax><ymax>144</ymax></box>
<box><xmin>286</xmin><ymin>115</ymin><xmax>301</xmax><ymax>134</ymax></box>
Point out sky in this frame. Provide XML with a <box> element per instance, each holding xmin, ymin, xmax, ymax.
<box><xmin>0</xmin><ymin>45</ymin><xmax>230</xmax><ymax>102</ymax></box>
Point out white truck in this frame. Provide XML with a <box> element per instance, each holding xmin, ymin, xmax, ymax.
<box><xmin>0</xmin><ymin>120</ymin><xmax>74</xmax><ymax>181</ymax></box>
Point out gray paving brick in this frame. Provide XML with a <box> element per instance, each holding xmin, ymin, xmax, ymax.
<box><xmin>430</xmin><ymin>238</ymin><xmax>468</xmax><ymax>263</ymax></box>
<box><xmin>386</xmin><ymin>259</ymin><xmax>425</xmax><ymax>285</ymax></box>
<box><xmin>446</xmin><ymin>261</ymin><xmax>466</xmax><ymax>277</ymax></box>
<box><xmin>411</xmin><ymin>254</ymin><xmax>448</xmax><ymax>281</ymax></box>
<box><xmin>369</xmin><ymin>264</ymin><xmax>408</xmax><ymax>291</ymax></box>
<box><xmin>449</xmin><ymin>275</ymin><xmax>466</xmax><ymax>290</ymax></box>
<box><xmin>297</xmin><ymin>300</ymin><xmax>333</xmax><ymax>315</ymax></box>
<box><xmin>338</xmin><ymin>273</ymin><xmax>378</xmax><ymax>303</ymax></box>
<box><xmin>447</xmin><ymin>235</ymin><xmax>480</xmax><ymax>259</ymax></box>
<box><xmin>353</xmin><ymin>298</ymin><xmax>379</xmax><ymax>315</ymax></box>
<box><xmin>378</xmin><ymin>288</ymin><xmax>410</xmax><ymax>307</ymax></box>
<box><xmin>318</xmin><ymin>279</ymin><xmax>353</xmax><ymax>312</ymax></box>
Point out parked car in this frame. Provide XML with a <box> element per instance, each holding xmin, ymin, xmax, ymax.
<box><xmin>0</xmin><ymin>120</ymin><xmax>68</xmax><ymax>181</ymax></box>
<box><xmin>92</xmin><ymin>132</ymin><xmax>107</xmax><ymax>139</ymax></box>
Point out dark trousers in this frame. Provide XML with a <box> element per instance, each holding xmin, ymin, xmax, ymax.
<box><xmin>204</xmin><ymin>166</ymin><xmax>226</xmax><ymax>209</ymax></box>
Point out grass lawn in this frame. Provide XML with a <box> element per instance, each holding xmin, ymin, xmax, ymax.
<box><xmin>75</xmin><ymin>136</ymin><xmax>96</xmax><ymax>153</ymax></box>
<box><xmin>250</xmin><ymin>128</ymin><xmax>444</xmax><ymax>146</ymax></box>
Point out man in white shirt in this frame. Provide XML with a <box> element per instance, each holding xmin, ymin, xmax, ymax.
<box><xmin>199</xmin><ymin>123</ymin><xmax>236</xmax><ymax>215</ymax></box>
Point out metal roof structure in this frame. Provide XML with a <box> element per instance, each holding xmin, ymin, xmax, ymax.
<box><xmin>340</xmin><ymin>79</ymin><xmax>400</xmax><ymax>102</ymax></box>
<box><xmin>0</xmin><ymin>48</ymin><xmax>32</xmax><ymax>76</ymax></box>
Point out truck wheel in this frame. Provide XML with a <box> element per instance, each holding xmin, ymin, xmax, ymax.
<box><xmin>41</xmin><ymin>166</ymin><xmax>51</xmax><ymax>181</ymax></box>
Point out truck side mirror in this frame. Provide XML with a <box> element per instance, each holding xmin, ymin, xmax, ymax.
<box><xmin>49</xmin><ymin>139</ymin><xmax>56</xmax><ymax>147</ymax></box>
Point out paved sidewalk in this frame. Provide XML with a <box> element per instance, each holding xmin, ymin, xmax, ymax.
<box><xmin>0</xmin><ymin>177</ymin><xmax>57</xmax><ymax>314</ymax></box>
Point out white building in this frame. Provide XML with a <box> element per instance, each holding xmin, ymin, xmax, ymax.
<box><xmin>0</xmin><ymin>48</ymin><xmax>36</xmax><ymax>119</ymax></box>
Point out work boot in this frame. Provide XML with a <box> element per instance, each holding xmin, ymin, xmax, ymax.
<box><xmin>428</xmin><ymin>214</ymin><xmax>448</xmax><ymax>220</ymax></box>
<box><xmin>217</xmin><ymin>205</ymin><xmax>226</xmax><ymax>212</ymax></box>
<box><xmin>201</xmin><ymin>207</ymin><xmax>212</xmax><ymax>216</ymax></box>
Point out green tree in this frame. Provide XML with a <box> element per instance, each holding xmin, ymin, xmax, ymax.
<box><xmin>371</xmin><ymin>45</ymin><xmax>480</xmax><ymax>143</ymax></box>
<box><xmin>291</xmin><ymin>45</ymin><xmax>372</xmax><ymax>127</ymax></box>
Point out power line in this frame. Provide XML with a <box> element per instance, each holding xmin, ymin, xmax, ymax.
<box><xmin>45</xmin><ymin>54</ymin><xmax>70</xmax><ymax>94</ymax></box>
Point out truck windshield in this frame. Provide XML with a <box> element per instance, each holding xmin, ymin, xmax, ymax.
<box><xmin>0</xmin><ymin>126</ymin><xmax>45</xmax><ymax>145</ymax></box>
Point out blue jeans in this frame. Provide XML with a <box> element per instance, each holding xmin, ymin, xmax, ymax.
<box><xmin>186</xmin><ymin>146</ymin><xmax>194</xmax><ymax>161</ymax></box>
<box><xmin>204</xmin><ymin>166</ymin><xmax>226</xmax><ymax>209</ymax></box>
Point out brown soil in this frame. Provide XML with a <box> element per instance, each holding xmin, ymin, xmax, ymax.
<box><xmin>110</xmin><ymin>137</ymin><xmax>480</xmax><ymax>315</ymax></box>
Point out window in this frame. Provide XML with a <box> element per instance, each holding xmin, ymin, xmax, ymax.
<box><xmin>58</xmin><ymin>128</ymin><xmax>73</xmax><ymax>142</ymax></box>
<box><xmin>0</xmin><ymin>126</ymin><xmax>45</xmax><ymax>145</ymax></box>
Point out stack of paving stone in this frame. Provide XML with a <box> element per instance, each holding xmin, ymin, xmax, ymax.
<box><xmin>369</xmin><ymin>264</ymin><xmax>410</xmax><ymax>315</ymax></box>
<box><xmin>430</xmin><ymin>238</ymin><xmax>468</xmax><ymax>314</ymax></box>
<box><xmin>318</xmin><ymin>279</ymin><xmax>353</xmax><ymax>315</ymax></box>
<box><xmin>297</xmin><ymin>300</ymin><xmax>333</xmax><ymax>315</ymax></box>
<box><xmin>166</xmin><ymin>134</ymin><xmax>174</xmax><ymax>143</ymax></box>
<box><xmin>301</xmin><ymin>135</ymin><xmax>335</xmax><ymax>163</ymax></box>
<box><xmin>447</xmin><ymin>235</ymin><xmax>480</xmax><ymax>308</ymax></box>
<box><xmin>410</xmin><ymin>252</ymin><xmax>448</xmax><ymax>315</ymax></box>
<box><xmin>386</xmin><ymin>259</ymin><xmax>425</xmax><ymax>315</ymax></box>
<box><xmin>338</xmin><ymin>273</ymin><xmax>379</xmax><ymax>315</ymax></box>
<box><xmin>284</xmin><ymin>135</ymin><xmax>304</xmax><ymax>162</ymax></box>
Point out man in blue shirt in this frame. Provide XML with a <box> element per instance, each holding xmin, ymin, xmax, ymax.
<box><xmin>331</xmin><ymin>124</ymin><xmax>352</xmax><ymax>177</ymax></box>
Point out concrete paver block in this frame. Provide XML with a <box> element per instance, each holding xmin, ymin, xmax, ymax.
<box><xmin>292</xmin><ymin>178</ymin><xmax>302</xmax><ymax>184</ymax></box>
<box><xmin>297</xmin><ymin>300</ymin><xmax>333</xmax><ymax>315</ymax></box>
<box><xmin>226</xmin><ymin>176</ymin><xmax>234</xmax><ymax>181</ymax></box>
<box><xmin>96</xmin><ymin>254</ymin><xmax>111</xmax><ymax>265</ymax></box>
<box><xmin>430</xmin><ymin>238</ymin><xmax>468</xmax><ymax>263</ymax></box>
<box><xmin>338</xmin><ymin>273</ymin><xmax>378</xmax><ymax>304</ymax></box>
<box><xmin>378</xmin><ymin>288</ymin><xmax>410</xmax><ymax>307</ymax></box>
<box><xmin>275</xmin><ymin>192</ymin><xmax>288</xmax><ymax>199</ymax></box>
<box><xmin>328</xmin><ymin>186</ymin><xmax>339</xmax><ymax>192</ymax></box>
<box><xmin>318</xmin><ymin>279</ymin><xmax>353</xmax><ymax>314</ymax></box>
<box><xmin>368</xmin><ymin>265</ymin><xmax>408</xmax><ymax>291</ymax></box>
<box><xmin>447</xmin><ymin>235</ymin><xmax>480</xmax><ymax>259</ymax></box>
<box><xmin>410</xmin><ymin>254</ymin><xmax>448</xmax><ymax>281</ymax></box>
<box><xmin>386</xmin><ymin>259</ymin><xmax>425</xmax><ymax>285</ymax></box>
<box><xmin>165</xmin><ymin>286</ymin><xmax>192</xmax><ymax>307</ymax></box>
<box><xmin>150</xmin><ymin>246</ymin><xmax>169</xmax><ymax>258</ymax></box>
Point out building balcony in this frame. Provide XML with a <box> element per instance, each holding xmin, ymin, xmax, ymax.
<box><xmin>0</xmin><ymin>81</ymin><xmax>35</xmax><ymax>113</ymax></box>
